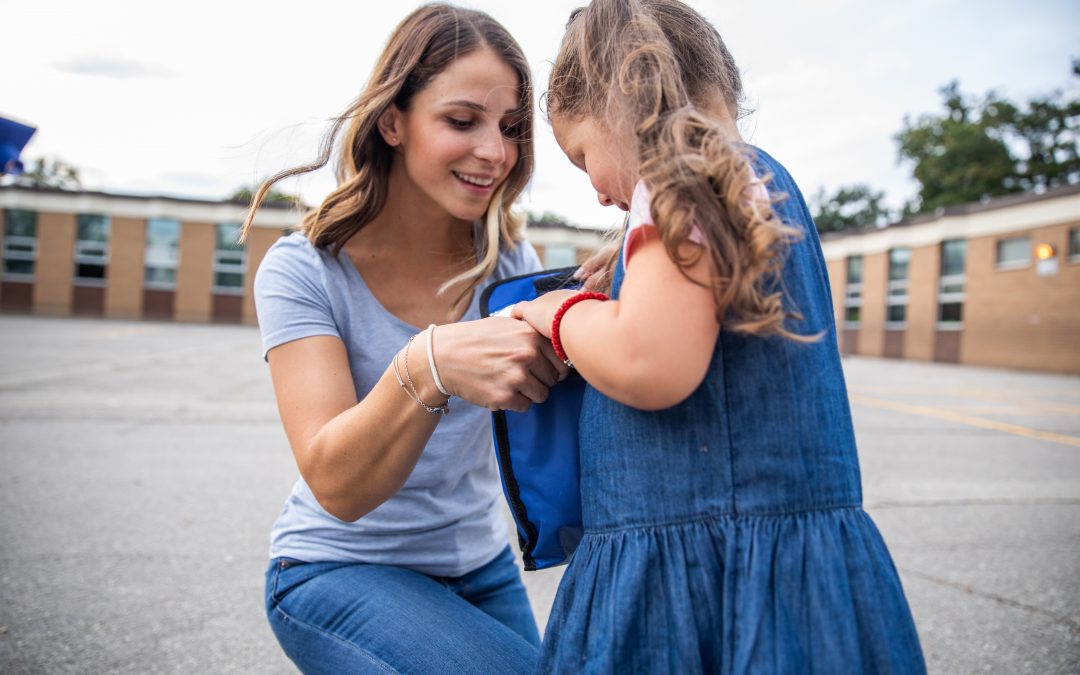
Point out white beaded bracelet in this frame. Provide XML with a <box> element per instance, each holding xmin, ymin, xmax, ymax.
<box><xmin>426</xmin><ymin>324</ymin><xmax>452</xmax><ymax>397</ymax></box>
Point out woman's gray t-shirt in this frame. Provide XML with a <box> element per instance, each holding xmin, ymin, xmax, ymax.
<box><xmin>254</xmin><ymin>232</ymin><xmax>541</xmax><ymax>577</ymax></box>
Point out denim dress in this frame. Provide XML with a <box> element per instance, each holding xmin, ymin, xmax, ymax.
<box><xmin>537</xmin><ymin>149</ymin><xmax>926</xmax><ymax>674</ymax></box>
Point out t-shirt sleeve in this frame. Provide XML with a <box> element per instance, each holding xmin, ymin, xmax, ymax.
<box><xmin>253</xmin><ymin>237</ymin><xmax>340</xmax><ymax>360</ymax></box>
<box><xmin>623</xmin><ymin>181</ymin><xmax>705</xmax><ymax>270</ymax></box>
<box><xmin>622</xmin><ymin>176</ymin><xmax>770</xmax><ymax>269</ymax></box>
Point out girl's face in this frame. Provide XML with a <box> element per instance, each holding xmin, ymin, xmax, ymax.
<box><xmin>383</xmin><ymin>48</ymin><xmax>523</xmax><ymax>223</ymax></box>
<box><xmin>551</xmin><ymin>115</ymin><xmax>638</xmax><ymax>211</ymax></box>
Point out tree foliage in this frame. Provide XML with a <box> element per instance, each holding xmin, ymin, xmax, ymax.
<box><xmin>1011</xmin><ymin>59</ymin><xmax>1080</xmax><ymax>191</ymax></box>
<box><xmin>15</xmin><ymin>157</ymin><xmax>82</xmax><ymax>190</ymax></box>
<box><xmin>229</xmin><ymin>185</ymin><xmax>305</xmax><ymax>208</ymax></box>
<box><xmin>528</xmin><ymin>211</ymin><xmax>574</xmax><ymax>228</ymax></box>
<box><xmin>811</xmin><ymin>183</ymin><xmax>892</xmax><ymax>234</ymax></box>
<box><xmin>896</xmin><ymin>62</ymin><xmax>1079</xmax><ymax>214</ymax></box>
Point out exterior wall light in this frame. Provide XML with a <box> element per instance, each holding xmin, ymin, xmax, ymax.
<box><xmin>1035</xmin><ymin>243</ymin><xmax>1059</xmax><ymax>276</ymax></box>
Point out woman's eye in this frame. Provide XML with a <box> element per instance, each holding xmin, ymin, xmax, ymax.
<box><xmin>447</xmin><ymin>118</ymin><xmax>473</xmax><ymax>129</ymax></box>
<box><xmin>501</xmin><ymin>122</ymin><xmax>525</xmax><ymax>141</ymax></box>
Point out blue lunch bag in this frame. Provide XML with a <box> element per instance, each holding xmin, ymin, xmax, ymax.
<box><xmin>479</xmin><ymin>267</ymin><xmax>585</xmax><ymax>570</ymax></box>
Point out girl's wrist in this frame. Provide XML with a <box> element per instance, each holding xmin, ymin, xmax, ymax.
<box><xmin>551</xmin><ymin>291</ymin><xmax>609</xmax><ymax>365</ymax></box>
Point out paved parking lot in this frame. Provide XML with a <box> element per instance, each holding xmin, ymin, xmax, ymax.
<box><xmin>0</xmin><ymin>315</ymin><xmax>1077</xmax><ymax>673</ymax></box>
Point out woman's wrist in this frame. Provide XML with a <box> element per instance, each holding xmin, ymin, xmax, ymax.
<box><xmin>405</xmin><ymin>335</ymin><xmax>450</xmax><ymax>406</ymax></box>
<box><xmin>425</xmin><ymin>324</ymin><xmax>452</xmax><ymax>398</ymax></box>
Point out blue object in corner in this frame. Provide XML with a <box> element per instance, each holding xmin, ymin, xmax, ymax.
<box><xmin>479</xmin><ymin>267</ymin><xmax>585</xmax><ymax>571</ymax></box>
<box><xmin>0</xmin><ymin>117</ymin><xmax>36</xmax><ymax>176</ymax></box>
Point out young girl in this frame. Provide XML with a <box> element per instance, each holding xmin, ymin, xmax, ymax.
<box><xmin>244</xmin><ymin>5</ymin><xmax>570</xmax><ymax>673</ymax></box>
<box><xmin>513</xmin><ymin>1</ymin><xmax>926</xmax><ymax>672</ymax></box>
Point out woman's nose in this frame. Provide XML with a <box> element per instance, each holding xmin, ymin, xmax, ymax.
<box><xmin>475</xmin><ymin>126</ymin><xmax>507</xmax><ymax>165</ymax></box>
<box><xmin>597</xmin><ymin>192</ymin><xmax>615</xmax><ymax>207</ymax></box>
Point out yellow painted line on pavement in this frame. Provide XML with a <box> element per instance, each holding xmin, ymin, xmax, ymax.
<box><xmin>851</xmin><ymin>395</ymin><xmax>1080</xmax><ymax>449</ymax></box>
<box><xmin>939</xmin><ymin>405</ymin><xmax>1080</xmax><ymax>416</ymax></box>
<box><xmin>849</xmin><ymin>386</ymin><xmax>1080</xmax><ymax>408</ymax></box>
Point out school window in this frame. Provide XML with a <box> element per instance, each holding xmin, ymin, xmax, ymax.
<box><xmin>937</xmin><ymin>239</ymin><xmax>966</xmax><ymax>327</ymax></box>
<box><xmin>544</xmin><ymin>243</ymin><xmax>577</xmax><ymax>269</ymax></box>
<box><xmin>1069</xmin><ymin>229</ymin><xmax>1080</xmax><ymax>262</ymax></box>
<box><xmin>3</xmin><ymin>209</ymin><xmax>38</xmax><ymax>280</ymax></box>
<box><xmin>144</xmin><ymin>218</ymin><xmax>181</xmax><ymax>289</ymax></box>
<box><xmin>843</xmin><ymin>255</ymin><xmax>862</xmax><ymax>325</ymax></box>
<box><xmin>995</xmin><ymin>236</ymin><xmax>1031</xmax><ymax>269</ymax></box>
<box><xmin>885</xmin><ymin>247</ymin><xmax>911</xmax><ymax>327</ymax></box>
<box><xmin>74</xmin><ymin>214</ymin><xmax>110</xmax><ymax>284</ymax></box>
<box><xmin>213</xmin><ymin>223</ymin><xmax>245</xmax><ymax>294</ymax></box>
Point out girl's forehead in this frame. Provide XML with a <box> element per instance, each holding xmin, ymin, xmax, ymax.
<box><xmin>552</xmin><ymin>115</ymin><xmax>602</xmax><ymax>145</ymax></box>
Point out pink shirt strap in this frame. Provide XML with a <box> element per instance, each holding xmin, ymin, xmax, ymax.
<box><xmin>622</xmin><ymin>177</ymin><xmax>771</xmax><ymax>270</ymax></box>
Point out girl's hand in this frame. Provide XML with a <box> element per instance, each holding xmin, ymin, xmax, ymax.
<box><xmin>511</xmin><ymin>289</ymin><xmax>579</xmax><ymax>339</ymax></box>
<box><xmin>431</xmin><ymin>317</ymin><xmax>570</xmax><ymax>412</ymax></box>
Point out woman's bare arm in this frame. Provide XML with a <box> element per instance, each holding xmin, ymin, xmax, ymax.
<box><xmin>268</xmin><ymin>317</ymin><xmax>568</xmax><ymax>521</ymax></box>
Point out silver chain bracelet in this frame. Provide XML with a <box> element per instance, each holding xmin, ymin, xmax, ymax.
<box><xmin>392</xmin><ymin>334</ymin><xmax>450</xmax><ymax>415</ymax></box>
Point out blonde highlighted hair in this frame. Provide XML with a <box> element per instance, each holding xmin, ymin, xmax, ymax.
<box><xmin>241</xmin><ymin>3</ymin><xmax>533</xmax><ymax>309</ymax></box>
<box><xmin>548</xmin><ymin>0</ymin><xmax>810</xmax><ymax>340</ymax></box>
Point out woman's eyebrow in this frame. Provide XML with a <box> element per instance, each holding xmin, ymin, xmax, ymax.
<box><xmin>443</xmin><ymin>99</ymin><xmax>526</xmax><ymax>116</ymax></box>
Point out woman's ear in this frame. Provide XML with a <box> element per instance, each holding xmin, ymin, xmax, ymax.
<box><xmin>377</xmin><ymin>106</ymin><xmax>403</xmax><ymax>147</ymax></box>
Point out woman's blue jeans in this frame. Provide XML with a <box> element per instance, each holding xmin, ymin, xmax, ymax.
<box><xmin>264</xmin><ymin>546</ymin><xmax>540</xmax><ymax>673</ymax></box>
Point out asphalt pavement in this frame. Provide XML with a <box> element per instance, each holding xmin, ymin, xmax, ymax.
<box><xmin>0</xmin><ymin>315</ymin><xmax>1077</xmax><ymax>674</ymax></box>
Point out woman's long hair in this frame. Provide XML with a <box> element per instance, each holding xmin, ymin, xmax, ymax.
<box><xmin>241</xmin><ymin>3</ymin><xmax>534</xmax><ymax>309</ymax></box>
<box><xmin>547</xmin><ymin>0</ymin><xmax>810</xmax><ymax>340</ymax></box>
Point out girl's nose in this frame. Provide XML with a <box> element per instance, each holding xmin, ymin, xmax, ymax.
<box><xmin>597</xmin><ymin>193</ymin><xmax>615</xmax><ymax>207</ymax></box>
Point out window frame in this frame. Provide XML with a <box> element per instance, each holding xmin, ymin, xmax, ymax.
<box><xmin>543</xmin><ymin>243</ymin><xmax>577</xmax><ymax>269</ymax></box>
<box><xmin>3</xmin><ymin>209</ymin><xmax>38</xmax><ymax>281</ymax></box>
<box><xmin>144</xmin><ymin>218</ymin><xmax>182</xmax><ymax>291</ymax></box>
<box><xmin>885</xmin><ymin>247</ymin><xmax>911</xmax><ymax>330</ymax></box>
<box><xmin>843</xmin><ymin>255</ymin><xmax>863</xmax><ymax>327</ymax></box>
<box><xmin>995</xmin><ymin>235</ymin><xmax>1032</xmax><ymax>270</ymax></box>
<box><xmin>212</xmin><ymin>223</ymin><xmax>246</xmax><ymax>295</ymax></box>
<box><xmin>936</xmin><ymin>239</ymin><xmax>966</xmax><ymax>330</ymax></box>
<box><xmin>73</xmin><ymin>214</ymin><xmax>111</xmax><ymax>287</ymax></box>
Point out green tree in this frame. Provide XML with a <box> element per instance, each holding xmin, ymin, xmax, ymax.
<box><xmin>896</xmin><ymin>82</ymin><xmax>1021</xmax><ymax>213</ymax></box>
<box><xmin>229</xmin><ymin>185</ymin><xmax>305</xmax><ymax>208</ymax></box>
<box><xmin>811</xmin><ymin>183</ymin><xmax>892</xmax><ymax>233</ymax></box>
<box><xmin>896</xmin><ymin>64</ymin><xmax>1079</xmax><ymax>213</ymax></box>
<box><xmin>16</xmin><ymin>157</ymin><xmax>82</xmax><ymax>190</ymax></box>
<box><xmin>1011</xmin><ymin>59</ymin><xmax>1080</xmax><ymax>191</ymax></box>
<box><xmin>528</xmin><ymin>211</ymin><xmax>574</xmax><ymax>228</ymax></box>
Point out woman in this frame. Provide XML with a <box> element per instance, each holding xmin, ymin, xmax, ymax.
<box><xmin>242</xmin><ymin>5</ymin><xmax>567</xmax><ymax>673</ymax></box>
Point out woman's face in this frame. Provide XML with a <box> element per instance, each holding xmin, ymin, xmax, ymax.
<box><xmin>384</xmin><ymin>48</ymin><xmax>523</xmax><ymax>223</ymax></box>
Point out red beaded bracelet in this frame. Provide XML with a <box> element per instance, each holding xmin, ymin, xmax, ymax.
<box><xmin>551</xmin><ymin>291</ymin><xmax>609</xmax><ymax>366</ymax></box>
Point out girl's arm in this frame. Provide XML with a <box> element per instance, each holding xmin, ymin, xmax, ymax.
<box><xmin>515</xmin><ymin>232</ymin><xmax>719</xmax><ymax>411</ymax></box>
<box><xmin>268</xmin><ymin>318</ymin><xmax>567</xmax><ymax>521</ymax></box>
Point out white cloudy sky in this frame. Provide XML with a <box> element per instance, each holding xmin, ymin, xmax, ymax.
<box><xmin>3</xmin><ymin>0</ymin><xmax>1077</xmax><ymax>230</ymax></box>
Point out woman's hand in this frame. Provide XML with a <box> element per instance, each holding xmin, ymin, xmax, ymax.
<box><xmin>573</xmin><ymin>241</ymin><xmax>619</xmax><ymax>292</ymax></box>
<box><xmin>431</xmin><ymin>317</ymin><xmax>571</xmax><ymax>412</ymax></box>
<box><xmin>511</xmin><ymin>289</ymin><xmax>579</xmax><ymax>339</ymax></box>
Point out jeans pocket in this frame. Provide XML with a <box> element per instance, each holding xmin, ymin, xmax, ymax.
<box><xmin>267</xmin><ymin>558</ymin><xmax>300</xmax><ymax>606</ymax></box>
<box><xmin>269</xmin><ymin>558</ymin><xmax>320</xmax><ymax>607</ymax></box>
<box><xmin>265</xmin><ymin>561</ymin><xmax>283</xmax><ymax>610</ymax></box>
